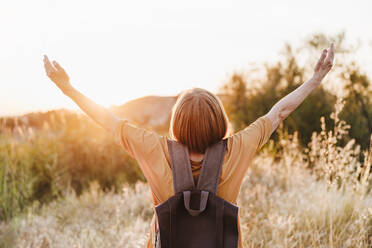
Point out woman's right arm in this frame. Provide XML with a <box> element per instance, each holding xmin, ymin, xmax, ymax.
<box><xmin>43</xmin><ymin>55</ymin><xmax>121</xmax><ymax>136</ymax></box>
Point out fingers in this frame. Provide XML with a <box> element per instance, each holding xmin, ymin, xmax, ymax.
<box><xmin>315</xmin><ymin>49</ymin><xmax>328</xmax><ymax>71</ymax></box>
<box><xmin>43</xmin><ymin>55</ymin><xmax>56</xmax><ymax>76</ymax></box>
<box><xmin>43</xmin><ymin>55</ymin><xmax>53</xmax><ymax>69</ymax></box>
<box><xmin>314</xmin><ymin>43</ymin><xmax>335</xmax><ymax>72</ymax></box>
<box><xmin>325</xmin><ymin>43</ymin><xmax>335</xmax><ymax>65</ymax></box>
<box><xmin>52</xmin><ymin>61</ymin><xmax>66</xmax><ymax>73</ymax></box>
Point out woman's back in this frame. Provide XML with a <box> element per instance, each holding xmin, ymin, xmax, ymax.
<box><xmin>114</xmin><ymin>115</ymin><xmax>272</xmax><ymax>248</ymax></box>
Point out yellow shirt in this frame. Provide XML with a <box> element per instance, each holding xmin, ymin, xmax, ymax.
<box><xmin>115</xmin><ymin>116</ymin><xmax>272</xmax><ymax>248</ymax></box>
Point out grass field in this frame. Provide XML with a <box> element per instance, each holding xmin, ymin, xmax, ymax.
<box><xmin>1</xmin><ymin>101</ymin><xmax>371</xmax><ymax>248</ymax></box>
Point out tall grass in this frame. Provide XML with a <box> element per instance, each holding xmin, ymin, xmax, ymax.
<box><xmin>0</xmin><ymin>100</ymin><xmax>371</xmax><ymax>247</ymax></box>
<box><xmin>1</xmin><ymin>129</ymin><xmax>371</xmax><ymax>247</ymax></box>
<box><xmin>0</xmin><ymin>182</ymin><xmax>153</xmax><ymax>248</ymax></box>
<box><xmin>0</xmin><ymin>111</ymin><xmax>143</xmax><ymax>221</ymax></box>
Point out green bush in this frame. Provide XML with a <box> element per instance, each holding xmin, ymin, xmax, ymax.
<box><xmin>0</xmin><ymin>110</ymin><xmax>144</xmax><ymax>221</ymax></box>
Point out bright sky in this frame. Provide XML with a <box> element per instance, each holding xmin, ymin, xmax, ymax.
<box><xmin>1</xmin><ymin>0</ymin><xmax>372</xmax><ymax>116</ymax></box>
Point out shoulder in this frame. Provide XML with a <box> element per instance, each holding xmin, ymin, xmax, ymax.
<box><xmin>114</xmin><ymin>118</ymin><xmax>169</xmax><ymax>158</ymax></box>
<box><xmin>227</xmin><ymin>115</ymin><xmax>273</xmax><ymax>153</ymax></box>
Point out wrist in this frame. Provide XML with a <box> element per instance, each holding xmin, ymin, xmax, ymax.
<box><xmin>62</xmin><ymin>83</ymin><xmax>75</xmax><ymax>96</ymax></box>
<box><xmin>310</xmin><ymin>75</ymin><xmax>322</xmax><ymax>86</ymax></box>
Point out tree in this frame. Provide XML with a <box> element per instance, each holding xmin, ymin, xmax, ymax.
<box><xmin>340</xmin><ymin>66</ymin><xmax>372</xmax><ymax>149</ymax></box>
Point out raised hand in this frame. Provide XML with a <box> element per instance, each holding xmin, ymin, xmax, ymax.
<box><xmin>313</xmin><ymin>43</ymin><xmax>335</xmax><ymax>82</ymax></box>
<box><xmin>265</xmin><ymin>43</ymin><xmax>336</xmax><ymax>132</ymax></box>
<box><xmin>43</xmin><ymin>55</ymin><xmax>73</xmax><ymax>95</ymax></box>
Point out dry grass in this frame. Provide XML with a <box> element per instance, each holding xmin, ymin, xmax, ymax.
<box><xmin>1</xmin><ymin>138</ymin><xmax>371</xmax><ymax>247</ymax></box>
<box><xmin>0</xmin><ymin>182</ymin><xmax>153</xmax><ymax>248</ymax></box>
<box><xmin>239</xmin><ymin>151</ymin><xmax>372</xmax><ymax>247</ymax></box>
<box><xmin>1</xmin><ymin>149</ymin><xmax>371</xmax><ymax>248</ymax></box>
<box><xmin>1</xmin><ymin>100</ymin><xmax>372</xmax><ymax>247</ymax></box>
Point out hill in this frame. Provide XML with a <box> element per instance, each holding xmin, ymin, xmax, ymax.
<box><xmin>109</xmin><ymin>95</ymin><xmax>177</xmax><ymax>130</ymax></box>
<box><xmin>1</xmin><ymin>94</ymin><xmax>229</xmax><ymax>132</ymax></box>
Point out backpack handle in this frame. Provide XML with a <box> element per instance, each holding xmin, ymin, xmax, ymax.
<box><xmin>183</xmin><ymin>190</ymin><xmax>209</xmax><ymax>216</ymax></box>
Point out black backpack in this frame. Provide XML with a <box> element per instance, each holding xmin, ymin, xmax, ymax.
<box><xmin>154</xmin><ymin>139</ymin><xmax>239</xmax><ymax>248</ymax></box>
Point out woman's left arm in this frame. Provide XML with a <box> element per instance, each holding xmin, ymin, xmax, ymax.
<box><xmin>265</xmin><ymin>43</ymin><xmax>335</xmax><ymax>134</ymax></box>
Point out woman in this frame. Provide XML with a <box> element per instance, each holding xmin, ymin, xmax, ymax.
<box><xmin>43</xmin><ymin>43</ymin><xmax>334</xmax><ymax>247</ymax></box>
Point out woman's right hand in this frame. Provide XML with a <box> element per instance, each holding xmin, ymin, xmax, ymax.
<box><xmin>43</xmin><ymin>55</ymin><xmax>73</xmax><ymax>95</ymax></box>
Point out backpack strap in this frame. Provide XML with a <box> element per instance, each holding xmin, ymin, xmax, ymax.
<box><xmin>167</xmin><ymin>138</ymin><xmax>227</xmax><ymax>195</ymax></box>
<box><xmin>196</xmin><ymin>139</ymin><xmax>227</xmax><ymax>194</ymax></box>
<box><xmin>167</xmin><ymin>139</ymin><xmax>195</xmax><ymax>194</ymax></box>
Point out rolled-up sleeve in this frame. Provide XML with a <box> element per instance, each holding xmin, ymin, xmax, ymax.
<box><xmin>241</xmin><ymin>115</ymin><xmax>273</xmax><ymax>152</ymax></box>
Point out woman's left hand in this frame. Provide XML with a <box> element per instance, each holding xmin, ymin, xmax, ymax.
<box><xmin>312</xmin><ymin>43</ymin><xmax>335</xmax><ymax>83</ymax></box>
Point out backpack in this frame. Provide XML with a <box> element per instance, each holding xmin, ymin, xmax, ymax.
<box><xmin>154</xmin><ymin>139</ymin><xmax>239</xmax><ymax>248</ymax></box>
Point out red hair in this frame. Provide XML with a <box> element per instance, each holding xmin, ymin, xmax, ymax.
<box><xmin>170</xmin><ymin>88</ymin><xmax>229</xmax><ymax>154</ymax></box>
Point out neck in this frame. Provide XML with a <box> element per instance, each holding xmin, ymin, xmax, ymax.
<box><xmin>189</xmin><ymin>151</ymin><xmax>204</xmax><ymax>162</ymax></box>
